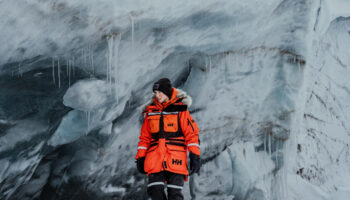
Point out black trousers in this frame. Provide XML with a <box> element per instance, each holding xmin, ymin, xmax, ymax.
<box><xmin>147</xmin><ymin>171</ymin><xmax>185</xmax><ymax>200</ymax></box>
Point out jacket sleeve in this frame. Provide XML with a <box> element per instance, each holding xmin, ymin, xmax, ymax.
<box><xmin>135</xmin><ymin>114</ymin><xmax>152</xmax><ymax>160</ymax></box>
<box><xmin>180</xmin><ymin>110</ymin><xmax>200</xmax><ymax>156</ymax></box>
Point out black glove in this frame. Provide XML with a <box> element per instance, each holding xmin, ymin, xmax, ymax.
<box><xmin>189</xmin><ymin>152</ymin><xmax>201</xmax><ymax>175</ymax></box>
<box><xmin>136</xmin><ymin>157</ymin><xmax>146</xmax><ymax>174</ymax></box>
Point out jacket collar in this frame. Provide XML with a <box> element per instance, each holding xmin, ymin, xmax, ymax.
<box><xmin>153</xmin><ymin>88</ymin><xmax>179</xmax><ymax>110</ymax></box>
<box><xmin>142</xmin><ymin>88</ymin><xmax>192</xmax><ymax>113</ymax></box>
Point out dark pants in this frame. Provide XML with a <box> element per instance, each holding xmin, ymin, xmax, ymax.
<box><xmin>147</xmin><ymin>171</ymin><xmax>185</xmax><ymax>200</ymax></box>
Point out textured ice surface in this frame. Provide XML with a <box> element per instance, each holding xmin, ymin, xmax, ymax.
<box><xmin>48</xmin><ymin>110</ymin><xmax>90</xmax><ymax>146</ymax></box>
<box><xmin>1</xmin><ymin>0</ymin><xmax>350</xmax><ymax>200</ymax></box>
<box><xmin>63</xmin><ymin>79</ymin><xmax>111</xmax><ymax>111</ymax></box>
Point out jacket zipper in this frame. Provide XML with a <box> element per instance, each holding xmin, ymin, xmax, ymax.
<box><xmin>188</xmin><ymin>119</ymin><xmax>194</xmax><ymax>132</ymax></box>
<box><xmin>160</xmin><ymin>112</ymin><xmax>167</xmax><ymax>170</ymax></box>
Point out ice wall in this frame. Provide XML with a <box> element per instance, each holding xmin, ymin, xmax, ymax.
<box><xmin>284</xmin><ymin>0</ymin><xmax>350</xmax><ymax>199</ymax></box>
<box><xmin>0</xmin><ymin>0</ymin><xmax>350</xmax><ymax>200</ymax></box>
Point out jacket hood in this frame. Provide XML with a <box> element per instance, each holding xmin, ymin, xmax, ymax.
<box><xmin>141</xmin><ymin>88</ymin><xmax>192</xmax><ymax>113</ymax></box>
<box><xmin>176</xmin><ymin>88</ymin><xmax>192</xmax><ymax>107</ymax></box>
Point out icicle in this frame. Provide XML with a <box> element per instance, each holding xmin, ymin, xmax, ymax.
<box><xmin>224</xmin><ymin>58</ymin><xmax>227</xmax><ymax>83</ymax></box>
<box><xmin>275</xmin><ymin>146</ymin><xmax>278</xmax><ymax>168</ymax></box>
<box><xmin>82</xmin><ymin>48</ymin><xmax>85</xmax><ymax>68</ymax></box>
<box><xmin>108</xmin><ymin>37</ymin><xmax>114</xmax><ymax>89</ymax></box>
<box><xmin>52</xmin><ymin>57</ymin><xmax>55</xmax><ymax>84</ymax></box>
<box><xmin>66</xmin><ymin>60</ymin><xmax>69</xmax><ymax>76</ymax></box>
<box><xmin>18</xmin><ymin>63</ymin><xmax>22</xmax><ymax>77</ymax></box>
<box><xmin>106</xmin><ymin>37</ymin><xmax>112</xmax><ymax>86</ymax></box>
<box><xmin>57</xmin><ymin>58</ymin><xmax>61</xmax><ymax>88</ymax></box>
<box><xmin>209</xmin><ymin>55</ymin><xmax>212</xmax><ymax>73</ymax></box>
<box><xmin>114</xmin><ymin>42</ymin><xmax>117</xmax><ymax>87</ymax></box>
<box><xmin>106</xmin><ymin>40</ymin><xmax>109</xmax><ymax>85</ymax></box>
<box><xmin>107</xmin><ymin>35</ymin><xmax>114</xmax><ymax>92</ymax></box>
<box><xmin>87</xmin><ymin>111</ymin><xmax>90</xmax><ymax>135</ymax></box>
<box><xmin>115</xmin><ymin>34</ymin><xmax>121</xmax><ymax>104</ymax></box>
<box><xmin>68</xmin><ymin>60</ymin><xmax>71</xmax><ymax>87</ymax></box>
<box><xmin>72</xmin><ymin>57</ymin><xmax>75</xmax><ymax>77</ymax></box>
<box><xmin>264</xmin><ymin>131</ymin><xmax>267</xmax><ymax>153</ymax></box>
<box><xmin>205</xmin><ymin>56</ymin><xmax>208</xmax><ymax>73</ymax></box>
<box><xmin>85</xmin><ymin>46</ymin><xmax>88</xmax><ymax>70</ymax></box>
<box><xmin>130</xmin><ymin>15</ymin><xmax>134</xmax><ymax>47</ymax></box>
<box><xmin>87</xmin><ymin>46</ymin><xmax>91</xmax><ymax>78</ymax></box>
<box><xmin>106</xmin><ymin>34</ymin><xmax>121</xmax><ymax>98</ymax></box>
<box><xmin>90</xmin><ymin>45</ymin><xmax>95</xmax><ymax>75</ymax></box>
<box><xmin>268</xmin><ymin>133</ymin><xmax>272</xmax><ymax>157</ymax></box>
<box><xmin>84</xmin><ymin>47</ymin><xmax>86</xmax><ymax>69</ymax></box>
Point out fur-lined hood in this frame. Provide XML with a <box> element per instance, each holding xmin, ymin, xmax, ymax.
<box><xmin>141</xmin><ymin>88</ymin><xmax>192</xmax><ymax>113</ymax></box>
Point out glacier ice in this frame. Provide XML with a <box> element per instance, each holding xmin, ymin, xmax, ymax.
<box><xmin>63</xmin><ymin>79</ymin><xmax>111</xmax><ymax>111</ymax></box>
<box><xmin>0</xmin><ymin>0</ymin><xmax>350</xmax><ymax>200</ymax></box>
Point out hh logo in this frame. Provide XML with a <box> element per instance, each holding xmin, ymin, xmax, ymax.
<box><xmin>172</xmin><ymin>159</ymin><xmax>182</xmax><ymax>165</ymax></box>
<box><xmin>168</xmin><ymin>123</ymin><xmax>174</xmax><ymax>127</ymax></box>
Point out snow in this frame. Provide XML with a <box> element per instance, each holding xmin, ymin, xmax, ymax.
<box><xmin>100</xmin><ymin>184</ymin><xmax>126</xmax><ymax>194</ymax></box>
<box><xmin>330</xmin><ymin>187</ymin><xmax>350</xmax><ymax>200</ymax></box>
<box><xmin>287</xmin><ymin>174</ymin><xmax>329</xmax><ymax>200</ymax></box>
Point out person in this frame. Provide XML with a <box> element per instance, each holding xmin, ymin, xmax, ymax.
<box><xmin>135</xmin><ymin>78</ymin><xmax>201</xmax><ymax>200</ymax></box>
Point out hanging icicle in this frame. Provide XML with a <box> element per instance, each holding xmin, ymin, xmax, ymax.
<box><xmin>87</xmin><ymin>111</ymin><xmax>90</xmax><ymax>135</ymax></box>
<box><xmin>57</xmin><ymin>58</ymin><xmax>61</xmax><ymax>88</ymax></box>
<box><xmin>68</xmin><ymin>60</ymin><xmax>71</xmax><ymax>87</ymax></box>
<box><xmin>129</xmin><ymin>14</ymin><xmax>135</xmax><ymax>48</ymax></box>
<box><xmin>18</xmin><ymin>63</ymin><xmax>22</xmax><ymax>77</ymax></box>
<box><xmin>107</xmin><ymin>35</ymin><xmax>114</xmax><ymax>92</ymax></box>
<box><xmin>52</xmin><ymin>57</ymin><xmax>55</xmax><ymax>84</ymax></box>
<box><xmin>106</xmin><ymin>33</ymin><xmax>121</xmax><ymax>100</ymax></box>
<box><xmin>90</xmin><ymin>44</ymin><xmax>95</xmax><ymax>75</ymax></box>
<box><xmin>66</xmin><ymin>60</ymin><xmax>69</xmax><ymax>76</ymax></box>
<box><xmin>115</xmin><ymin>34</ymin><xmax>121</xmax><ymax>104</ymax></box>
<box><xmin>209</xmin><ymin>55</ymin><xmax>212</xmax><ymax>73</ymax></box>
<box><xmin>72</xmin><ymin>57</ymin><xmax>75</xmax><ymax>77</ymax></box>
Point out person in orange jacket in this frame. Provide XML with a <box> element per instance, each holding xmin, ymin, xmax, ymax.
<box><xmin>135</xmin><ymin>78</ymin><xmax>200</xmax><ymax>200</ymax></box>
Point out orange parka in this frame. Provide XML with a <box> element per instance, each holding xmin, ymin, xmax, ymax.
<box><xmin>135</xmin><ymin>88</ymin><xmax>200</xmax><ymax>178</ymax></box>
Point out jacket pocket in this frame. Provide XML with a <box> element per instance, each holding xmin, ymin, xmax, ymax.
<box><xmin>148</xmin><ymin>115</ymin><xmax>160</xmax><ymax>133</ymax></box>
<box><xmin>163</xmin><ymin>114</ymin><xmax>178</xmax><ymax>132</ymax></box>
<box><xmin>144</xmin><ymin>150</ymin><xmax>159</xmax><ymax>172</ymax></box>
<box><xmin>167</xmin><ymin>150</ymin><xmax>187</xmax><ymax>173</ymax></box>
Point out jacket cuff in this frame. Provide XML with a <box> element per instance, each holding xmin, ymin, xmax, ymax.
<box><xmin>135</xmin><ymin>149</ymin><xmax>147</xmax><ymax>160</ymax></box>
<box><xmin>188</xmin><ymin>145</ymin><xmax>200</xmax><ymax>156</ymax></box>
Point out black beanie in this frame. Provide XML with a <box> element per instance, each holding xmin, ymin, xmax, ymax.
<box><xmin>153</xmin><ymin>78</ymin><xmax>172</xmax><ymax>99</ymax></box>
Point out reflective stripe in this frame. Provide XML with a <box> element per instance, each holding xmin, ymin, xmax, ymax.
<box><xmin>138</xmin><ymin>146</ymin><xmax>147</xmax><ymax>150</ymax></box>
<box><xmin>148</xmin><ymin>112</ymin><xmax>178</xmax><ymax>116</ymax></box>
<box><xmin>188</xmin><ymin>143</ymin><xmax>200</xmax><ymax>148</ymax></box>
<box><xmin>167</xmin><ymin>184</ymin><xmax>183</xmax><ymax>190</ymax></box>
<box><xmin>147</xmin><ymin>182</ymin><xmax>165</xmax><ymax>187</ymax></box>
<box><xmin>148</xmin><ymin>112</ymin><xmax>161</xmax><ymax>116</ymax></box>
<box><xmin>162</xmin><ymin>111</ymin><xmax>179</xmax><ymax>115</ymax></box>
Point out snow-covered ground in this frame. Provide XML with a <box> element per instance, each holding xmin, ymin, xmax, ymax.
<box><xmin>1</xmin><ymin>0</ymin><xmax>350</xmax><ymax>199</ymax></box>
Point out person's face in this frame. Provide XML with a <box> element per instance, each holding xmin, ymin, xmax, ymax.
<box><xmin>154</xmin><ymin>90</ymin><xmax>169</xmax><ymax>103</ymax></box>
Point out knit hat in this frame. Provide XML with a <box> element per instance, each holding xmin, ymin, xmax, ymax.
<box><xmin>153</xmin><ymin>78</ymin><xmax>172</xmax><ymax>99</ymax></box>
